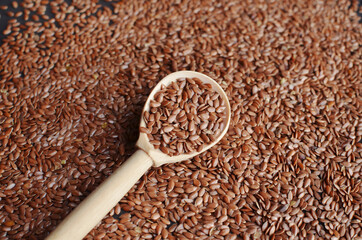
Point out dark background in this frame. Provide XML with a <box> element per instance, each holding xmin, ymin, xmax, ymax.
<box><xmin>0</xmin><ymin>0</ymin><xmax>116</xmax><ymax>44</ymax></box>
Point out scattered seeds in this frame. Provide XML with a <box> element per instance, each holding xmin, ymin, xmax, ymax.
<box><xmin>0</xmin><ymin>0</ymin><xmax>361</xmax><ymax>239</ymax></box>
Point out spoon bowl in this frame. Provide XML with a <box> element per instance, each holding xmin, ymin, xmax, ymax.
<box><xmin>47</xmin><ymin>71</ymin><xmax>231</xmax><ymax>240</ymax></box>
<box><xmin>137</xmin><ymin>71</ymin><xmax>231</xmax><ymax>167</ymax></box>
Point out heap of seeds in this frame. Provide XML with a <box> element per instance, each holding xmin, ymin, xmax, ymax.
<box><xmin>140</xmin><ymin>77</ymin><xmax>227</xmax><ymax>156</ymax></box>
<box><xmin>0</xmin><ymin>0</ymin><xmax>361</xmax><ymax>239</ymax></box>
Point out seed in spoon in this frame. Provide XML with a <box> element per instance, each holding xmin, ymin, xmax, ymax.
<box><xmin>143</xmin><ymin>77</ymin><xmax>227</xmax><ymax>156</ymax></box>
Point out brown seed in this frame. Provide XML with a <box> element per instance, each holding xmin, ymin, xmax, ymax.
<box><xmin>11</xmin><ymin>1</ymin><xmax>18</xmax><ymax>8</ymax></box>
<box><xmin>163</xmin><ymin>126</ymin><xmax>174</xmax><ymax>133</ymax></box>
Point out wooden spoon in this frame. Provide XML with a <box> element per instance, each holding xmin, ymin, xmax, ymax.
<box><xmin>46</xmin><ymin>71</ymin><xmax>231</xmax><ymax>240</ymax></box>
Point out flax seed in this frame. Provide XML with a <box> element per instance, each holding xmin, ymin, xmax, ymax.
<box><xmin>0</xmin><ymin>0</ymin><xmax>360</xmax><ymax>239</ymax></box>
<box><xmin>144</xmin><ymin>78</ymin><xmax>227</xmax><ymax>156</ymax></box>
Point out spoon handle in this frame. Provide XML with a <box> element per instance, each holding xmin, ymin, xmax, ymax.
<box><xmin>46</xmin><ymin>149</ymin><xmax>153</xmax><ymax>240</ymax></box>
